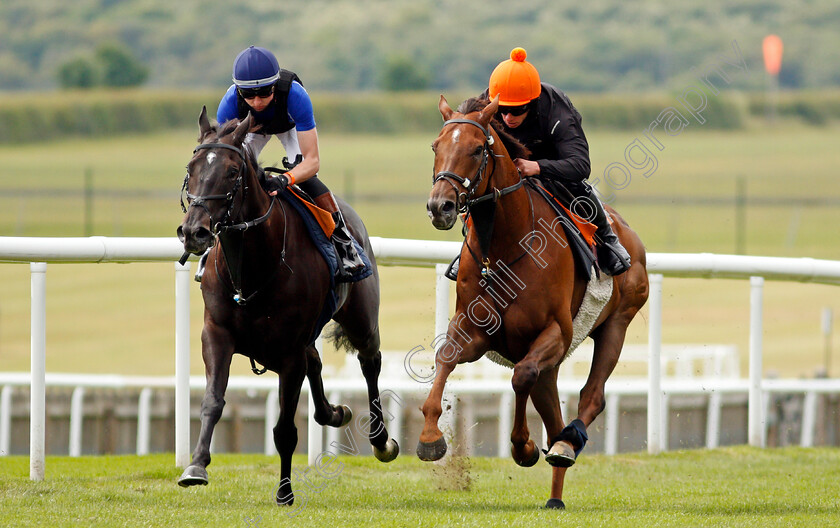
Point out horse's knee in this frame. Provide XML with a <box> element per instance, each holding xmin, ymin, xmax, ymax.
<box><xmin>512</xmin><ymin>364</ymin><xmax>539</xmax><ymax>394</ymax></box>
<box><xmin>273</xmin><ymin>422</ymin><xmax>298</xmax><ymax>454</ymax></box>
<box><xmin>200</xmin><ymin>395</ymin><xmax>225</xmax><ymax>423</ymax></box>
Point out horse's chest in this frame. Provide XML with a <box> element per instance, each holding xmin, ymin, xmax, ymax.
<box><xmin>224</xmin><ymin>312</ymin><xmax>307</xmax><ymax>354</ymax></box>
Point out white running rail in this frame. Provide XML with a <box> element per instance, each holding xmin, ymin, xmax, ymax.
<box><xmin>2</xmin><ymin>236</ymin><xmax>840</xmax><ymax>480</ymax></box>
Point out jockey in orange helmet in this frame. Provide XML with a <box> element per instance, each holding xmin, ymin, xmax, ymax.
<box><xmin>484</xmin><ymin>47</ymin><xmax>630</xmax><ymax>276</ymax></box>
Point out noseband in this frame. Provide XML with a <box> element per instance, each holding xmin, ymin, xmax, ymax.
<box><xmin>432</xmin><ymin>118</ymin><xmax>523</xmax><ymax>212</ymax></box>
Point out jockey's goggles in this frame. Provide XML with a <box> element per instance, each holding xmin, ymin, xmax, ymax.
<box><xmin>238</xmin><ymin>85</ymin><xmax>274</xmax><ymax>99</ymax></box>
<box><xmin>499</xmin><ymin>104</ymin><xmax>530</xmax><ymax>116</ymax></box>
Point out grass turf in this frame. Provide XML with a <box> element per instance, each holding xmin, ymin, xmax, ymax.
<box><xmin>0</xmin><ymin>447</ymin><xmax>838</xmax><ymax>527</ymax></box>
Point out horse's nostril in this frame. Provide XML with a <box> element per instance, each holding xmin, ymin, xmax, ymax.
<box><xmin>195</xmin><ymin>227</ymin><xmax>212</xmax><ymax>242</ymax></box>
<box><xmin>441</xmin><ymin>201</ymin><xmax>455</xmax><ymax>214</ymax></box>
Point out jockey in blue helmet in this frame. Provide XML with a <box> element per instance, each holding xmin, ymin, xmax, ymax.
<box><xmin>213</xmin><ymin>45</ymin><xmax>365</xmax><ymax>282</ymax></box>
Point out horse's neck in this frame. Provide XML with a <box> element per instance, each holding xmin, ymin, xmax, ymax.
<box><xmin>244</xmin><ymin>180</ymin><xmax>272</xmax><ymax>222</ymax></box>
<box><xmin>238</xmin><ymin>179</ymin><xmax>283</xmax><ymax>257</ymax></box>
<box><xmin>483</xmin><ymin>164</ymin><xmax>532</xmax><ymax>249</ymax></box>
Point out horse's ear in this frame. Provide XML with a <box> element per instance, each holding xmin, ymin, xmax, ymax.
<box><xmin>479</xmin><ymin>94</ymin><xmax>500</xmax><ymax>127</ymax></box>
<box><xmin>231</xmin><ymin>113</ymin><xmax>252</xmax><ymax>147</ymax></box>
<box><xmin>439</xmin><ymin>95</ymin><xmax>454</xmax><ymax>121</ymax></box>
<box><xmin>198</xmin><ymin>106</ymin><xmax>212</xmax><ymax>141</ymax></box>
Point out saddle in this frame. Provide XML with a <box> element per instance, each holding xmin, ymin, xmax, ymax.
<box><xmin>261</xmin><ymin>159</ymin><xmax>336</xmax><ymax>238</ymax></box>
<box><xmin>525</xmin><ymin>178</ymin><xmax>598</xmax><ymax>280</ymax></box>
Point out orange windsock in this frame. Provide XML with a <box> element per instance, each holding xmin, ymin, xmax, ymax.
<box><xmin>762</xmin><ymin>35</ymin><xmax>783</xmax><ymax>76</ymax></box>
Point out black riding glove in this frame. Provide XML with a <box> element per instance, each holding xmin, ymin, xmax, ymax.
<box><xmin>263</xmin><ymin>173</ymin><xmax>290</xmax><ymax>194</ymax></box>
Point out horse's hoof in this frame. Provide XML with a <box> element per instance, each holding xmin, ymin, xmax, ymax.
<box><xmin>275</xmin><ymin>490</ymin><xmax>294</xmax><ymax>507</ymax></box>
<box><xmin>513</xmin><ymin>441</ymin><xmax>541</xmax><ymax>467</ymax></box>
<box><xmin>373</xmin><ymin>438</ymin><xmax>400</xmax><ymax>463</ymax></box>
<box><xmin>177</xmin><ymin>465</ymin><xmax>208</xmax><ymax>487</ymax></box>
<box><xmin>331</xmin><ymin>404</ymin><xmax>352</xmax><ymax>427</ymax></box>
<box><xmin>340</xmin><ymin>405</ymin><xmax>353</xmax><ymax>426</ymax></box>
<box><xmin>416</xmin><ymin>436</ymin><xmax>447</xmax><ymax>461</ymax></box>
<box><xmin>545</xmin><ymin>498</ymin><xmax>566</xmax><ymax>510</ymax></box>
<box><xmin>545</xmin><ymin>440</ymin><xmax>577</xmax><ymax>468</ymax></box>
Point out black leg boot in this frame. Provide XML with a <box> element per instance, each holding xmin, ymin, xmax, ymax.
<box><xmin>314</xmin><ymin>192</ymin><xmax>366</xmax><ymax>282</ymax></box>
<box><xmin>576</xmin><ymin>184</ymin><xmax>631</xmax><ymax>276</ymax></box>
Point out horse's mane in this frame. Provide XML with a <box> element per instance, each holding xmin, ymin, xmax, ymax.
<box><xmin>456</xmin><ymin>97</ymin><xmax>531</xmax><ymax>160</ymax></box>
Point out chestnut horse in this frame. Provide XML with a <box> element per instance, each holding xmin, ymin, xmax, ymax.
<box><xmin>177</xmin><ymin>108</ymin><xmax>398</xmax><ymax>505</ymax></box>
<box><xmin>420</xmin><ymin>96</ymin><xmax>649</xmax><ymax>509</ymax></box>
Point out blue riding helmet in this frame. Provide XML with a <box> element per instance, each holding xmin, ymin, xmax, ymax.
<box><xmin>232</xmin><ymin>46</ymin><xmax>280</xmax><ymax>88</ymax></box>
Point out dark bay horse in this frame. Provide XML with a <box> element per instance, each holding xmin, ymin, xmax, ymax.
<box><xmin>421</xmin><ymin>96</ymin><xmax>649</xmax><ymax>509</ymax></box>
<box><xmin>176</xmin><ymin>108</ymin><xmax>398</xmax><ymax>505</ymax></box>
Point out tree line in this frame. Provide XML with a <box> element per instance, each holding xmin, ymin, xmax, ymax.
<box><xmin>1</xmin><ymin>0</ymin><xmax>838</xmax><ymax>92</ymax></box>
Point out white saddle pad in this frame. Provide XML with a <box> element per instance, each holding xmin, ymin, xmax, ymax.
<box><xmin>485</xmin><ymin>268</ymin><xmax>613</xmax><ymax>368</ymax></box>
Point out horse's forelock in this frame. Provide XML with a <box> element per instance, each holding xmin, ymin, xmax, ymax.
<box><xmin>454</xmin><ymin>98</ymin><xmax>531</xmax><ymax>161</ymax></box>
<box><xmin>204</xmin><ymin>119</ymin><xmax>261</xmax><ymax>169</ymax></box>
<box><xmin>456</xmin><ymin>97</ymin><xmax>488</xmax><ymax>115</ymax></box>
<box><xmin>217</xmin><ymin>119</ymin><xmax>240</xmax><ymax>139</ymax></box>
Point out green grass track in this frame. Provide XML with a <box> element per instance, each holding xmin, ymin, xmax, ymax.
<box><xmin>1</xmin><ymin>447</ymin><xmax>838</xmax><ymax>527</ymax></box>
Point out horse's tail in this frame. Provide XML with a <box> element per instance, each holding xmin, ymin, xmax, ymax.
<box><xmin>324</xmin><ymin>323</ymin><xmax>356</xmax><ymax>354</ymax></box>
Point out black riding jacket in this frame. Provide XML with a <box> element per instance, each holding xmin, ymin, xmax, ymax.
<box><xmin>482</xmin><ymin>83</ymin><xmax>591</xmax><ymax>184</ymax></box>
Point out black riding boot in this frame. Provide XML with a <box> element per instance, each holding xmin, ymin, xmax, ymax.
<box><xmin>579</xmin><ymin>186</ymin><xmax>631</xmax><ymax>276</ymax></box>
<box><xmin>314</xmin><ymin>192</ymin><xmax>366</xmax><ymax>282</ymax></box>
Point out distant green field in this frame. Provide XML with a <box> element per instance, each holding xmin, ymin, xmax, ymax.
<box><xmin>0</xmin><ymin>125</ymin><xmax>838</xmax><ymax>378</ymax></box>
<box><xmin>1</xmin><ymin>448</ymin><xmax>838</xmax><ymax>527</ymax></box>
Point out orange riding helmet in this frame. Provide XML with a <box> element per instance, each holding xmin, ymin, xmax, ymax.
<box><xmin>488</xmin><ymin>47</ymin><xmax>542</xmax><ymax>106</ymax></box>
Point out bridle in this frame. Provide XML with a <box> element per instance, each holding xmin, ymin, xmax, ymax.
<box><xmin>432</xmin><ymin>118</ymin><xmax>523</xmax><ymax>212</ymax></box>
<box><xmin>180</xmin><ymin>140</ymin><xmax>285</xmax><ymax>309</ymax></box>
<box><xmin>181</xmin><ymin>142</ymin><xmax>264</xmax><ymax>233</ymax></box>
<box><xmin>431</xmin><ymin>116</ymin><xmax>531</xmax><ymax>278</ymax></box>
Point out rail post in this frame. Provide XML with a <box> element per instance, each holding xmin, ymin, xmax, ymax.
<box><xmin>174</xmin><ymin>261</ymin><xmax>191</xmax><ymax>468</ymax></box>
<box><xmin>30</xmin><ymin>262</ymin><xmax>47</xmax><ymax>480</ymax></box>
<box><xmin>749</xmin><ymin>276</ymin><xmax>766</xmax><ymax>447</ymax></box>
<box><xmin>647</xmin><ymin>273</ymin><xmax>664</xmax><ymax>454</ymax></box>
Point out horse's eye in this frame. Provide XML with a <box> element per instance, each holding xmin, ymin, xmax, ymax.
<box><xmin>430</xmin><ymin>143</ymin><xmax>437</xmax><ymax>153</ymax></box>
<box><xmin>472</xmin><ymin>146</ymin><xmax>483</xmax><ymax>157</ymax></box>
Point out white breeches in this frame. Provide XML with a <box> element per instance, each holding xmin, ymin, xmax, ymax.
<box><xmin>243</xmin><ymin>130</ymin><xmax>301</xmax><ymax>161</ymax></box>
